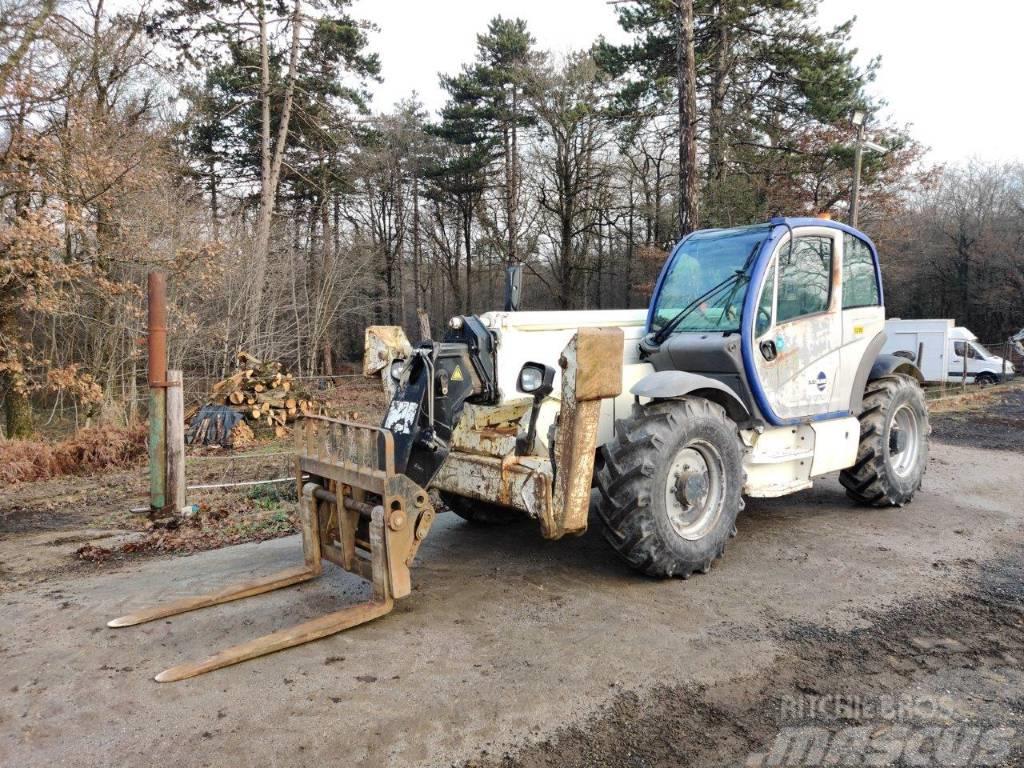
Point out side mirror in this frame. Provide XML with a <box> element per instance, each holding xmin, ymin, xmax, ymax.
<box><xmin>504</xmin><ymin>265</ymin><xmax>523</xmax><ymax>312</ymax></box>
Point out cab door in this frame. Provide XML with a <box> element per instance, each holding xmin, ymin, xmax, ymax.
<box><xmin>752</xmin><ymin>227</ymin><xmax>843</xmax><ymax>421</ymax></box>
<box><xmin>949</xmin><ymin>340</ymin><xmax>983</xmax><ymax>382</ymax></box>
<box><xmin>837</xmin><ymin>232</ymin><xmax>885</xmax><ymax>406</ymax></box>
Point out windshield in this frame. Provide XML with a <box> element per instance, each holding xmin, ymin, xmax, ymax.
<box><xmin>970</xmin><ymin>341</ymin><xmax>994</xmax><ymax>359</ymax></box>
<box><xmin>649</xmin><ymin>225</ymin><xmax>771</xmax><ymax>334</ymax></box>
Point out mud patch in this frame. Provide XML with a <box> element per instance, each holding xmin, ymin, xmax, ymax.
<box><xmin>931</xmin><ymin>385</ymin><xmax>1024</xmax><ymax>452</ymax></box>
<box><xmin>462</xmin><ymin>551</ymin><xmax>1024</xmax><ymax>768</ymax></box>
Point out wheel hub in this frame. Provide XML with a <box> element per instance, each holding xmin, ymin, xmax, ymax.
<box><xmin>665</xmin><ymin>443</ymin><xmax>725</xmax><ymax>541</ymax></box>
<box><xmin>673</xmin><ymin>468</ymin><xmax>709</xmax><ymax>507</ymax></box>
<box><xmin>888</xmin><ymin>403</ymin><xmax>921</xmax><ymax>478</ymax></box>
<box><xmin>889</xmin><ymin>428</ymin><xmax>907</xmax><ymax>454</ymax></box>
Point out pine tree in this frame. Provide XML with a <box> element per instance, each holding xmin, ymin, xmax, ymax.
<box><xmin>596</xmin><ymin>0</ymin><xmax>875</xmax><ymax>230</ymax></box>
<box><xmin>436</xmin><ymin>16</ymin><xmax>541</xmax><ymax>267</ymax></box>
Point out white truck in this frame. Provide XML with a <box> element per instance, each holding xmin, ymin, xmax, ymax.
<box><xmin>882</xmin><ymin>318</ymin><xmax>1014</xmax><ymax>385</ymax></box>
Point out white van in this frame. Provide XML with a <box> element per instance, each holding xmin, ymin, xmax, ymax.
<box><xmin>882</xmin><ymin>319</ymin><xmax>1014</xmax><ymax>385</ymax></box>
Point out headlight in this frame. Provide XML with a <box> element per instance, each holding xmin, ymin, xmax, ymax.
<box><xmin>519</xmin><ymin>366</ymin><xmax>543</xmax><ymax>392</ymax></box>
<box><xmin>517</xmin><ymin>362</ymin><xmax>555</xmax><ymax>398</ymax></box>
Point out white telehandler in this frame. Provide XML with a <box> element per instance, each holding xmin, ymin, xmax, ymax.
<box><xmin>110</xmin><ymin>217</ymin><xmax>930</xmax><ymax>681</ymax></box>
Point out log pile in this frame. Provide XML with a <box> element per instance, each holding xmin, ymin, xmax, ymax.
<box><xmin>208</xmin><ymin>353</ymin><xmax>322</xmax><ymax>438</ymax></box>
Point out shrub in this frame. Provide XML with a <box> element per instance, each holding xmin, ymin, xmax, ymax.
<box><xmin>0</xmin><ymin>424</ymin><xmax>147</xmax><ymax>484</ymax></box>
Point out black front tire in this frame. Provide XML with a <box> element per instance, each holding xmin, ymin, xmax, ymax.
<box><xmin>840</xmin><ymin>374</ymin><xmax>930</xmax><ymax>507</ymax></box>
<box><xmin>594</xmin><ymin>398</ymin><xmax>745</xmax><ymax>579</ymax></box>
<box><xmin>976</xmin><ymin>372</ymin><xmax>997</xmax><ymax>387</ymax></box>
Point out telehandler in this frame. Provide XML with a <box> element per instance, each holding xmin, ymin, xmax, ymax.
<box><xmin>110</xmin><ymin>217</ymin><xmax>929</xmax><ymax>681</ymax></box>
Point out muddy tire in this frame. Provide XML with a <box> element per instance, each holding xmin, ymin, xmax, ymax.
<box><xmin>439</xmin><ymin>492</ymin><xmax>520</xmax><ymax>525</ymax></box>
<box><xmin>840</xmin><ymin>374</ymin><xmax>929</xmax><ymax>507</ymax></box>
<box><xmin>594</xmin><ymin>398</ymin><xmax>744</xmax><ymax>579</ymax></box>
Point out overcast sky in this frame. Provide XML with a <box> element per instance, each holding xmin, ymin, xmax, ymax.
<box><xmin>350</xmin><ymin>0</ymin><xmax>1024</xmax><ymax>165</ymax></box>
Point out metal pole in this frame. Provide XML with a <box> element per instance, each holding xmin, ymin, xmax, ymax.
<box><xmin>148</xmin><ymin>273</ymin><xmax>168</xmax><ymax>514</ymax></box>
<box><xmin>961</xmin><ymin>344</ymin><xmax>968</xmax><ymax>394</ymax></box>
<box><xmin>850</xmin><ymin>121</ymin><xmax>865</xmax><ymax>229</ymax></box>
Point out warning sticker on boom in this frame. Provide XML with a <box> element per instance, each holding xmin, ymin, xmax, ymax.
<box><xmin>450</xmin><ymin>365</ymin><xmax>464</xmax><ymax>382</ymax></box>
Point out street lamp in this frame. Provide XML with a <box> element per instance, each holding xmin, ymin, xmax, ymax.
<box><xmin>849</xmin><ymin>110</ymin><xmax>867</xmax><ymax>228</ymax></box>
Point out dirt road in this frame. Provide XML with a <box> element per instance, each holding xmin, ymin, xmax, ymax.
<box><xmin>2</xmin><ymin>439</ymin><xmax>1022</xmax><ymax>767</ymax></box>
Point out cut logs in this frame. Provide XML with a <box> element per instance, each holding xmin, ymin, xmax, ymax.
<box><xmin>206</xmin><ymin>353</ymin><xmax>323</xmax><ymax>439</ymax></box>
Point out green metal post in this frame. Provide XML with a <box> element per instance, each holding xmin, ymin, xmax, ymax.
<box><xmin>148</xmin><ymin>273</ymin><xmax>168</xmax><ymax>513</ymax></box>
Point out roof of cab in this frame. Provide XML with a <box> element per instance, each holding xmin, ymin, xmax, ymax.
<box><xmin>768</xmin><ymin>216</ymin><xmax>871</xmax><ymax>240</ymax></box>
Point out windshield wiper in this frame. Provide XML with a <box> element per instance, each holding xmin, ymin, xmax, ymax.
<box><xmin>651</xmin><ymin>271</ymin><xmax>745</xmax><ymax>344</ymax></box>
<box><xmin>649</xmin><ymin>239</ymin><xmax>764</xmax><ymax>345</ymax></box>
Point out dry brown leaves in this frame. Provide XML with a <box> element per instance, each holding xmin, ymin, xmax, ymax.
<box><xmin>0</xmin><ymin>424</ymin><xmax>147</xmax><ymax>484</ymax></box>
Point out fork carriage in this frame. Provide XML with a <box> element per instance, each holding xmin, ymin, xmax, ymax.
<box><xmin>108</xmin><ymin>417</ymin><xmax>436</xmax><ymax>683</ymax></box>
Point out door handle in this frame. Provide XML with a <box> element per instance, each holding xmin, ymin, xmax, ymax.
<box><xmin>760</xmin><ymin>340</ymin><xmax>777</xmax><ymax>361</ymax></box>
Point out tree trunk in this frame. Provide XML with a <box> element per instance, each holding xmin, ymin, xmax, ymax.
<box><xmin>463</xmin><ymin>200</ymin><xmax>473</xmax><ymax>312</ymax></box>
<box><xmin>507</xmin><ymin>87</ymin><xmax>520</xmax><ymax>266</ymax></box>
<box><xmin>560</xmin><ymin>214</ymin><xmax>573</xmax><ymax>309</ymax></box>
<box><xmin>0</xmin><ymin>0</ymin><xmax>55</xmax><ymax>94</ymax></box>
<box><xmin>707</xmin><ymin>0</ymin><xmax>730</xmax><ymax>213</ymax></box>
<box><xmin>676</xmin><ymin>0</ymin><xmax>699</xmax><ymax>235</ymax></box>
<box><xmin>625</xmin><ymin>179</ymin><xmax>635</xmax><ymax>308</ymax></box>
<box><xmin>209</xmin><ymin>157</ymin><xmax>220</xmax><ymax>238</ymax></box>
<box><xmin>247</xmin><ymin>0</ymin><xmax>303</xmax><ymax>349</ymax></box>
<box><xmin>412</xmin><ymin>173</ymin><xmax>422</xmax><ymax>312</ymax></box>
<box><xmin>3</xmin><ymin>384</ymin><xmax>33</xmax><ymax>439</ymax></box>
<box><xmin>1</xmin><ymin>309</ymin><xmax>32</xmax><ymax>438</ymax></box>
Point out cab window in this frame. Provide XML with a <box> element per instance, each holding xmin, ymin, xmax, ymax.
<box><xmin>776</xmin><ymin>236</ymin><xmax>833</xmax><ymax>323</ymax></box>
<box><xmin>842</xmin><ymin>234</ymin><xmax>880</xmax><ymax>308</ymax></box>
<box><xmin>954</xmin><ymin>341</ymin><xmax>982</xmax><ymax>359</ymax></box>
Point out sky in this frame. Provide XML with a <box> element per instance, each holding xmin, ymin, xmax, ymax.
<box><xmin>350</xmin><ymin>0</ymin><xmax>1024</xmax><ymax>165</ymax></box>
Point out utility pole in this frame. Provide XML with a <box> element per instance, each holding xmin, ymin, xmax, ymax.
<box><xmin>849</xmin><ymin>110</ymin><xmax>866</xmax><ymax>228</ymax></box>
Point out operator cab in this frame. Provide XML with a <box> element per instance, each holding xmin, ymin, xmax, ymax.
<box><xmin>642</xmin><ymin>217</ymin><xmax>886</xmax><ymax>427</ymax></box>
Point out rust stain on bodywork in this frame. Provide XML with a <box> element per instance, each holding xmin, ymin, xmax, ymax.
<box><xmin>450</xmin><ymin>401</ymin><xmax>531</xmax><ymax>458</ymax></box>
<box><xmin>432</xmin><ymin>328</ymin><xmax>622</xmax><ymax>538</ymax></box>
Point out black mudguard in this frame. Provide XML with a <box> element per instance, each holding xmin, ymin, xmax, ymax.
<box><xmin>630</xmin><ymin>370</ymin><xmax>750</xmax><ymax>422</ymax></box>
<box><xmin>848</xmin><ymin>332</ymin><xmax>925</xmax><ymax>414</ymax></box>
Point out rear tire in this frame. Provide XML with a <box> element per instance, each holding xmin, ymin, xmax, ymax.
<box><xmin>594</xmin><ymin>398</ymin><xmax>744</xmax><ymax>579</ymax></box>
<box><xmin>439</xmin><ymin>492</ymin><xmax>520</xmax><ymax>525</ymax></box>
<box><xmin>840</xmin><ymin>374</ymin><xmax>929</xmax><ymax>507</ymax></box>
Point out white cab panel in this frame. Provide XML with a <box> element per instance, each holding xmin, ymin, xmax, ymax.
<box><xmin>477</xmin><ymin>309</ymin><xmax>650</xmax><ymax>450</ymax></box>
<box><xmin>809</xmin><ymin>416</ymin><xmax>860</xmax><ymax>475</ymax></box>
<box><xmin>741</xmin><ymin>424</ymin><xmax>815</xmax><ymax>497</ymax></box>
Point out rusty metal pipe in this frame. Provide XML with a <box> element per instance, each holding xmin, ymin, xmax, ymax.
<box><xmin>148</xmin><ymin>273</ymin><xmax>168</xmax><ymax>513</ymax></box>
<box><xmin>311</xmin><ymin>486</ymin><xmax>376</xmax><ymax>518</ymax></box>
<box><xmin>147</xmin><ymin>273</ymin><xmax>167</xmax><ymax>387</ymax></box>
